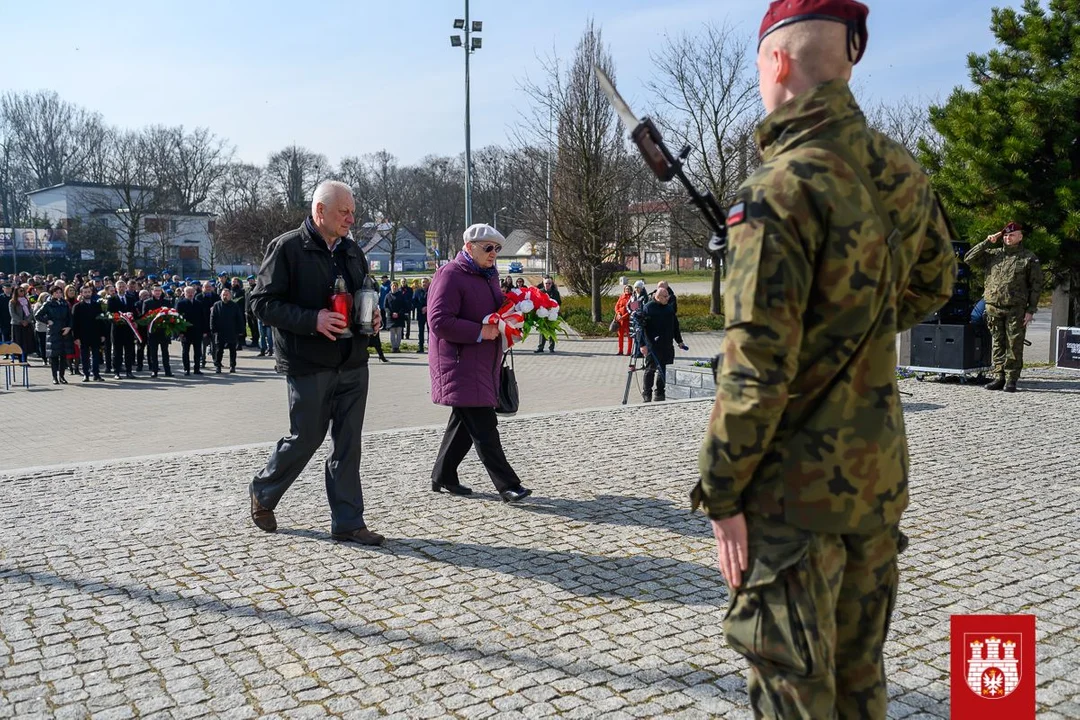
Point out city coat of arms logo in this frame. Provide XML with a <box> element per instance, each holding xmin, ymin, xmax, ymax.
<box><xmin>950</xmin><ymin>615</ymin><xmax>1035</xmax><ymax>720</ymax></box>
<box><xmin>963</xmin><ymin>634</ymin><xmax>1022</xmax><ymax>698</ymax></box>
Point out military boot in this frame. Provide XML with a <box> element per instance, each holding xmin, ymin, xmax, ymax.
<box><xmin>642</xmin><ymin>391</ymin><xmax>652</xmax><ymax>403</ymax></box>
<box><xmin>1004</xmin><ymin>379</ymin><xmax>1018</xmax><ymax>393</ymax></box>
<box><xmin>985</xmin><ymin>375</ymin><xmax>1006</xmax><ymax>391</ymax></box>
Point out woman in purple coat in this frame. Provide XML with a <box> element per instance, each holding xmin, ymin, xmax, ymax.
<box><xmin>427</xmin><ymin>224</ymin><xmax>532</xmax><ymax>502</ymax></box>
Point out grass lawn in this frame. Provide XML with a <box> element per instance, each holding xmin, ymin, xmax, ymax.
<box><xmin>560</xmin><ymin>294</ymin><xmax>724</xmax><ymax>337</ymax></box>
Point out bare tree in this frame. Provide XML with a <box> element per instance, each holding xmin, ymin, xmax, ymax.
<box><xmin>406</xmin><ymin>155</ymin><xmax>464</xmax><ymax>263</ymax></box>
<box><xmin>363</xmin><ymin>150</ymin><xmax>417</xmax><ymax>280</ymax></box>
<box><xmin>517</xmin><ymin>22</ymin><xmax>654</xmax><ymax>321</ymax></box>
<box><xmin>647</xmin><ymin>22</ymin><xmax>762</xmax><ymax>313</ymax></box>
<box><xmin>144</xmin><ymin>125</ymin><xmax>233</xmax><ymax>212</ymax></box>
<box><xmin>864</xmin><ymin>95</ymin><xmax>941</xmax><ymax>158</ymax></box>
<box><xmin>214</xmin><ymin>201</ymin><xmax>306</xmax><ymax>262</ymax></box>
<box><xmin>0</xmin><ymin>90</ymin><xmax>107</xmax><ymax>187</ymax></box>
<box><xmin>267</xmin><ymin>145</ymin><xmax>329</xmax><ymax>210</ymax></box>
<box><xmin>96</xmin><ymin>129</ymin><xmax>159</xmax><ymax>272</ymax></box>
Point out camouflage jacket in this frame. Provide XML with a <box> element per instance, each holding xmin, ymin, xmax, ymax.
<box><xmin>693</xmin><ymin>79</ymin><xmax>956</xmax><ymax>535</ymax></box>
<box><xmin>965</xmin><ymin>240</ymin><xmax>1041</xmax><ymax>314</ymax></box>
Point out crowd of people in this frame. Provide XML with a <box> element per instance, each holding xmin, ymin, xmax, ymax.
<box><xmin>0</xmin><ymin>269</ymin><xmax>271</xmax><ymax>384</ymax></box>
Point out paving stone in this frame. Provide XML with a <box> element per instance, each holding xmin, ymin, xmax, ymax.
<box><xmin>0</xmin><ymin>368</ymin><xmax>1077</xmax><ymax>719</ymax></box>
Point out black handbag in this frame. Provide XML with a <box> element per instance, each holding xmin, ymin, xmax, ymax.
<box><xmin>496</xmin><ymin>348</ymin><xmax>519</xmax><ymax>415</ymax></box>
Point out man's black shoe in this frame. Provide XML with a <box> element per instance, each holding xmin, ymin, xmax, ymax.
<box><xmin>1004</xmin><ymin>380</ymin><xmax>1018</xmax><ymax>393</ymax></box>
<box><xmin>985</xmin><ymin>377</ymin><xmax>1006</xmax><ymax>391</ymax></box>
<box><xmin>81</xmin><ymin>376</ymin><xmax>90</xmax><ymax>383</ymax></box>
<box><xmin>499</xmin><ymin>487</ymin><xmax>533</xmax><ymax>503</ymax></box>
<box><xmin>249</xmin><ymin>484</ymin><xmax>277</xmax><ymax>532</ymax></box>
<box><xmin>655</xmin><ymin>393</ymin><xmax>666</xmax><ymax>402</ymax></box>
<box><xmin>126</xmin><ymin>372</ymin><xmax>135</xmax><ymax>379</ymax></box>
<box><xmin>94</xmin><ymin>376</ymin><xmax>105</xmax><ymax>382</ymax></box>
<box><xmin>534</xmin><ymin>347</ymin><xmax>543</xmax><ymax>353</ymax></box>
<box><xmin>431</xmin><ymin>480</ymin><xmax>473</xmax><ymax>495</ymax></box>
<box><xmin>642</xmin><ymin>392</ymin><xmax>652</xmax><ymax>403</ymax></box>
<box><xmin>331</xmin><ymin>528</ymin><xmax>385</xmax><ymax>546</ymax></box>
<box><xmin>193</xmin><ymin>369</ymin><xmax>203</xmax><ymax>375</ymax></box>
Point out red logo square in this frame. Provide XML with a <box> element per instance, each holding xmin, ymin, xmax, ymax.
<box><xmin>950</xmin><ymin>614</ymin><xmax>1035</xmax><ymax>719</ymax></box>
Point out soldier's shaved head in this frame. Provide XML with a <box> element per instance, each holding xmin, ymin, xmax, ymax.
<box><xmin>757</xmin><ymin>20</ymin><xmax>854</xmax><ymax>113</ymax></box>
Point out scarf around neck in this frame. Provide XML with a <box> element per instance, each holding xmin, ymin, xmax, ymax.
<box><xmin>458</xmin><ymin>250</ymin><xmax>498</xmax><ymax>280</ymax></box>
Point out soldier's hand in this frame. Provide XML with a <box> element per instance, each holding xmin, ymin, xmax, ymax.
<box><xmin>316</xmin><ymin>309</ymin><xmax>348</xmax><ymax>340</ymax></box>
<box><xmin>710</xmin><ymin>513</ymin><xmax>748</xmax><ymax>590</ymax></box>
<box><xmin>1024</xmin><ymin>312</ymin><xmax>1033</xmax><ymax>327</ymax></box>
<box><xmin>988</xmin><ymin>232</ymin><xmax>1002</xmax><ymax>244</ymax></box>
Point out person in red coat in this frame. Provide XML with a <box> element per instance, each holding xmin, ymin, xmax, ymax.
<box><xmin>427</xmin><ymin>223</ymin><xmax>532</xmax><ymax>502</ymax></box>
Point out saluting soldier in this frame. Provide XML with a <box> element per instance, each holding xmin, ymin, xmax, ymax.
<box><xmin>692</xmin><ymin>2</ymin><xmax>957</xmax><ymax>718</ymax></box>
<box><xmin>966</xmin><ymin>221</ymin><xmax>1042</xmax><ymax>392</ymax></box>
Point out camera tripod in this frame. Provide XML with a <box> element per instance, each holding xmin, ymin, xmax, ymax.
<box><xmin>621</xmin><ymin>326</ymin><xmax>667</xmax><ymax>405</ymax></box>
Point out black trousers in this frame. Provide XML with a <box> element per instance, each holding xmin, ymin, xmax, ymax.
<box><xmin>80</xmin><ymin>342</ymin><xmax>102</xmax><ymax>378</ymax></box>
<box><xmin>404</xmin><ymin>312</ymin><xmax>412</xmax><ymax>339</ymax></box>
<box><xmin>215</xmin><ymin>341</ymin><xmax>237</xmax><ymax>369</ymax></box>
<box><xmin>102</xmin><ymin>332</ymin><xmax>112</xmax><ymax>371</ymax></box>
<box><xmin>147</xmin><ymin>335</ymin><xmax>171</xmax><ymax>374</ymax></box>
<box><xmin>181</xmin><ymin>334</ymin><xmax>203</xmax><ymax>372</ymax></box>
<box><xmin>417</xmin><ymin>314</ymin><xmax>426</xmax><ymax>351</ymax></box>
<box><xmin>113</xmin><ymin>333</ymin><xmax>136</xmax><ymax>373</ymax></box>
<box><xmin>252</xmin><ymin>365</ymin><xmax>370</xmax><ymax>534</ymax></box>
<box><xmin>432</xmin><ymin>406</ymin><xmax>521</xmax><ymax>492</ymax></box>
<box><xmin>643</xmin><ymin>356</ymin><xmax>668</xmax><ymax>395</ymax></box>
<box><xmin>136</xmin><ymin>341</ymin><xmax>145</xmax><ymax>371</ymax></box>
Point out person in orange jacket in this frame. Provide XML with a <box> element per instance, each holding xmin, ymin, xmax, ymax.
<box><xmin>614</xmin><ymin>284</ymin><xmax>633</xmax><ymax>355</ymax></box>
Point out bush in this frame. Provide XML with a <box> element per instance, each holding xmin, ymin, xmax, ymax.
<box><xmin>560</xmin><ymin>294</ymin><xmax>724</xmax><ymax>337</ymax></box>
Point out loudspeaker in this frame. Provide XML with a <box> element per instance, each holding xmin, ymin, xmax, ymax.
<box><xmin>909</xmin><ymin>322</ymin><xmax>991</xmax><ymax>370</ymax></box>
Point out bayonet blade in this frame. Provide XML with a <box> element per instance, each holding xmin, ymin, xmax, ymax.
<box><xmin>594</xmin><ymin>65</ymin><xmax>641</xmax><ymax>132</ymax></box>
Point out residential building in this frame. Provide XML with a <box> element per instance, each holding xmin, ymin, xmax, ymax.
<box><xmin>26</xmin><ymin>181</ymin><xmax>214</xmax><ymax>277</ymax></box>
<box><xmin>357</xmin><ymin>222</ymin><xmax>430</xmax><ymax>273</ymax></box>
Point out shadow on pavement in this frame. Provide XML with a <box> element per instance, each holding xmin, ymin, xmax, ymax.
<box><xmin>1017</xmin><ymin>379</ymin><xmax>1080</xmax><ymax>394</ymax></box>
<box><xmin>901</xmin><ymin>402</ymin><xmax>946</xmax><ymax>413</ymax></box>
<box><xmin>513</xmin><ymin>494</ymin><xmax>711</xmax><ymax>539</ymax></box>
<box><xmin>387</xmin><ymin>538</ymin><xmax>726</xmax><ymax>605</ymax></box>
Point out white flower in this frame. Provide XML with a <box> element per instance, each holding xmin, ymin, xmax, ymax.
<box><xmin>517</xmin><ymin>299</ymin><xmax>535</xmax><ymax>313</ymax></box>
<box><xmin>548</xmin><ymin>309</ymin><xmax>559</xmax><ymax>321</ymax></box>
<box><xmin>535</xmin><ymin>306</ymin><xmax>550</xmax><ymax>319</ymax></box>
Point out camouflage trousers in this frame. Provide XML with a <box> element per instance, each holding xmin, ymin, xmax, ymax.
<box><xmin>722</xmin><ymin>514</ymin><xmax>902</xmax><ymax>719</ymax></box>
<box><xmin>986</xmin><ymin>308</ymin><xmax>1027</xmax><ymax>381</ymax></box>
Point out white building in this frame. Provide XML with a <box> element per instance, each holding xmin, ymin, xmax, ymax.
<box><xmin>26</xmin><ymin>181</ymin><xmax>215</xmax><ymax>276</ymax></box>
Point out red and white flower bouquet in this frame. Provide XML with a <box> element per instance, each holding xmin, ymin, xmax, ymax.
<box><xmin>483</xmin><ymin>285</ymin><xmax>566</xmax><ymax>348</ymax></box>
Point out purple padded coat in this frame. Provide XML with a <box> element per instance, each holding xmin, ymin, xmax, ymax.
<box><xmin>427</xmin><ymin>254</ymin><xmax>506</xmax><ymax>408</ymax></box>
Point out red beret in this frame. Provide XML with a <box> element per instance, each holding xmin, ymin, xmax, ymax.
<box><xmin>1002</xmin><ymin>222</ymin><xmax>1022</xmax><ymax>234</ymax></box>
<box><xmin>759</xmin><ymin>0</ymin><xmax>871</xmax><ymax>64</ymax></box>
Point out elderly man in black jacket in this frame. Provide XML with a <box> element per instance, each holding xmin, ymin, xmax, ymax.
<box><xmin>640</xmin><ymin>287</ymin><xmax>685</xmax><ymax>403</ymax></box>
<box><xmin>248</xmin><ymin>180</ymin><xmax>385</xmax><ymax>546</ymax></box>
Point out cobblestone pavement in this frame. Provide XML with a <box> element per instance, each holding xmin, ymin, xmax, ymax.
<box><xmin>1</xmin><ymin>368</ymin><xmax>1077</xmax><ymax>718</ymax></box>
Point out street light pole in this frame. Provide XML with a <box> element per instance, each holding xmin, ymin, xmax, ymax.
<box><xmin>451</xmin><ymin>4</ymin><xmax>482</xmax><ymax>228</ymax></box>
<box><xmin>464</xmin><ymin>0</ymin><xmax>472</xmax><ymax>227</ymax></box>
<box><xmin>545</xmin><ymin>101</ymin><xmax>553</xmax><ymax>276</ymax></box>
<box><xmin>493</xmin><ymin>206</ymin><xmax>508</xmax><ymax>231</ymax></box>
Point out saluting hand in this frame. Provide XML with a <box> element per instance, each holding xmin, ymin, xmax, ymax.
<box><xmin>711</xmin><ymin>513</ymin><xmax>749</xmax><ymax>590</ymax></box>
<box><xmin>988</xmin><ymin>232</ymin><xmax>1003</xmax><ymax>244</ymax></box>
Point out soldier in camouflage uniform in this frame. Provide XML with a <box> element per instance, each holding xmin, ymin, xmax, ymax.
<box><xmin>690</xmin><ymin>1</ymin><xmax>957</xmax><ymax>718</ymax></box>
<box><xmin>965</xmin><ymin>222</ymin><xmax>1042</xmax><ymax>392</ymax></box>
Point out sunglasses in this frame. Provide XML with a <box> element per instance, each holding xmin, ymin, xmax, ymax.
<box><xmin>480</xmin><ymin>243</ymin><xmax>502</xmax><ymax>254</ymax></box>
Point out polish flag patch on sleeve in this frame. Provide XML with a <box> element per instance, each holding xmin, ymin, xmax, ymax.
<box><xmin>727</xmin><ymin>201</ymin><xmax>746</xmax><ymax>227</ymax></box>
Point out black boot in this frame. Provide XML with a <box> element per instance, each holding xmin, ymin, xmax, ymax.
<box><xmin>642</xmin><ymin>391</ymin><xmax>652</xmax><ymax>403</ymax></box>
<box><xmin>1004</xmin><ymin>379</ymin><xmax>1018</xmax><ymax>393</ymax></box>
<box><xmin>985</xmin><ymin>376</ymin><xmax>1006</xmax><ymax>391</ymax></box>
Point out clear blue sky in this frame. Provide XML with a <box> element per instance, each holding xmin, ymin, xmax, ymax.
<box><xmin>5</xmin><ymin>0</ymin><xmax>1003</xmax><ymax>167</ymax></box>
